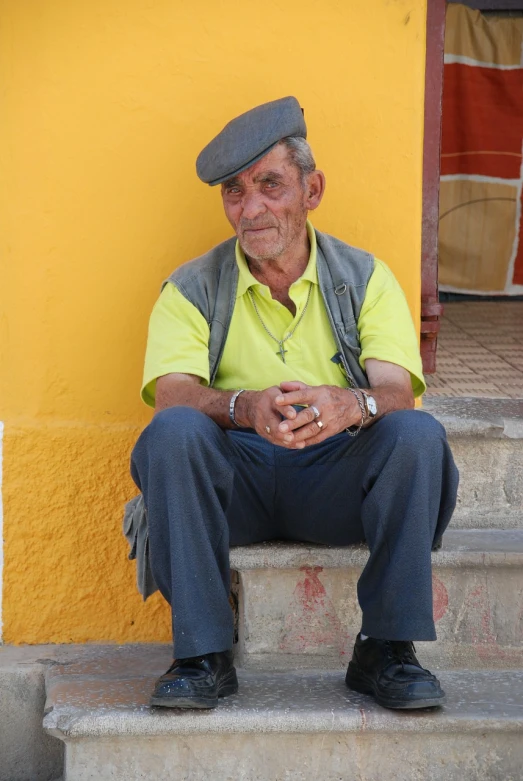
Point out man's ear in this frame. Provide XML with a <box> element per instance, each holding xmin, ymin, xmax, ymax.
<box><xmin>304</xmin><ymin>170</ymin><xmax>326</xmax><ymax>211</ymax></box>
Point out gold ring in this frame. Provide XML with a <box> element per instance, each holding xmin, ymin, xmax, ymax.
<box><xmin>316</xmin><ymin>420</ymin><xmax>324</xmax><ymax>430</ymax></box>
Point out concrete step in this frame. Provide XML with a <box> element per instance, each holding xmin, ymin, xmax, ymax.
<box><xmin>42</xmin><ymin>647</ymin><xmax>523</xmax><ymax>781</ymax></box>
<box><xmin>0</xmin><ymin>643</ymin><xmax>84</xmax><ymax>781</ymax></box>
<box><xmin>3</xmin><ymin>397</ymin><xmax>522</xmax><ymax>781</ymax></box>
<box><xmin>426</xmin><ymin>396</ymin><xmax>523</xmax><ymax>528</ymax></box>
<box><xmin>230</xmin><ymin>528</ymin><xmax>523</xmax><ymax>671</ymax></box>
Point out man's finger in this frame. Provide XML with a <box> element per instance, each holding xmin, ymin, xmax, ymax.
<box><xmin>279</xmin><ymin>380</ymin><xmax>307</xmax><ymax>392</ymax></box>
<box><xmin>262</xmin><ymin>414</ymin><xmax>301</xmax><ymax>448</ymax></box>
<box><xmin>292</xmin><ymin>419</ymin><xmax>327</xmax><ymax>443</ymax></box>
<box><xmin>293</xmin><ymin>430</ymin><xmax>324</xmax><ymax>448</ymax></box>
<box><xmin>278</xmin><ymin>406</ymin><xmax>316</xmax><ymax>433</ymax></box>
<box><xmin>275</xmin><ymin>388</ymin><xmax>313</xmax><ymax>406</ymax></box>
<box><xmin>273</xmin><ymin>403</ymin><xmax>298</xmax><ymax>421</ymax></box>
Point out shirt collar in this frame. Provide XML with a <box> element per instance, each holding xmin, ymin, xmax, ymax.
<box><xmin>235</xmin><ymin>220</ymin><xmax>318</xmax><ymax>299</ymax></box>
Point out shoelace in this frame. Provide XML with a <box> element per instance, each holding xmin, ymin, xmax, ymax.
<box><xmin>384</xmin><ymin>641</ymin><xmax>419</xmax><ymax>671</ymax></box>
<box><xmin>166</xmin><ymin>656</ymin><xmax>206</xmax><ymax>674</ymax></box>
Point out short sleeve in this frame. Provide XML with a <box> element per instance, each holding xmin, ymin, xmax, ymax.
<box><xmin>141</xmin><ymin>282</ymin><xmax>211</xmax><ymax>407</ymax></box>
<box><xmin>358</xmin><ymin>259</ymin><xmax>426</xmax><ymax>397</ymax></box>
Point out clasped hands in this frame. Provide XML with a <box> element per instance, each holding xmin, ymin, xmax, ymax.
<box><xmin>247</xmin><ymin>381</ymin><xmax>362</xmax><ymax>449</ymax></box>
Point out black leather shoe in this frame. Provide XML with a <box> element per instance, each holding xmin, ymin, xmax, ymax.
<box><xmin>345</xmin><ymin>634</ymin><xmax>446</xmax><ymax>709</ymax></box>
<box><xmin>151</xmin><ymin>650</ymin><xmax>238</xmax><ymax>709</ymax></box>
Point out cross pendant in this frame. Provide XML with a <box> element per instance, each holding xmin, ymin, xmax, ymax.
<box><xmin>277</xmin><ymin>342</ymin><xmax>287</xmax><ymax>363</ymax></box>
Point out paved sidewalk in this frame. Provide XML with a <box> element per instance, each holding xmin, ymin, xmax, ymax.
<box><xmin>425</xmin><ymin>301</ymin><xmax>523</xmax><ymax>399</ymax></box>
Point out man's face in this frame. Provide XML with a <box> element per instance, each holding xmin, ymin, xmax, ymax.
<box><xmin>221</xmin><ymin>144</ymin><xmax>310</xmax><ymax>262</ymax></box>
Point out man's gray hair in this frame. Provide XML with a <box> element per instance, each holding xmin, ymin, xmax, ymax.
<box><xmin>279</xmin><ymin>136</ymin><xmax>316</xmax><ymax>182</ymax></box>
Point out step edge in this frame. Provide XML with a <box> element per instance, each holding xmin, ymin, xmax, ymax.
<box><xmin>42</xmin><ymin>703</ymin><xmax>523</xmax><ymax>740</ymax></box>
<box><xmin>424</xmin><ymin>397</ymin><xmax>523</xmax><ymax>440</ymax></box>
<box><xmin>230</xmin><ymin>533</ymin><xmax>523</xmax><ymax>570</ymax></box>
<box><xmin>231</xmin><ymin>551</ymin><xmax>523</xmax><ymax>570</ymax></box>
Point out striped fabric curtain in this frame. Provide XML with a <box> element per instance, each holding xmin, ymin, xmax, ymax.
<box><xmin>439</xmin><ymin>4</ymin><xmax>523</xmax><ymax>295</ymax></box>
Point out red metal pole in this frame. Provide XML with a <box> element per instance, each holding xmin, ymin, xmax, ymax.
<box><xmin>420</xmin><ymin>0</ymin><xmax>447</xmax><ymax>373</ymax></box>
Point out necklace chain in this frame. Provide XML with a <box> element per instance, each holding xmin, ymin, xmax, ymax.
<box><xmin>248</xmin><ymin>282</ymin><xmax>313</xmax><ymax>363</ymax></box>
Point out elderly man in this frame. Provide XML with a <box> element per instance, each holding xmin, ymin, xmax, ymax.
<box><xmin>130</xmin><ymin>97</ymin><xmax>459</xmax><ymax>712</ymax></box>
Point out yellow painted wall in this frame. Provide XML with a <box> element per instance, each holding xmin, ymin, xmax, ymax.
<box><xmin>0</xmin><ymin>0</ymin><xmax>427</xmax><ymax>644</ymax></box>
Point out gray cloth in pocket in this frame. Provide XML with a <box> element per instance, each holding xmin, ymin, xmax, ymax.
<box><xmin>122</xmin><ymin>494</ymin><xmax>158</xmax><ymax>600</ymax></box>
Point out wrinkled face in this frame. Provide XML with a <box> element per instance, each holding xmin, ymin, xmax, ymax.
<box><xmin>221</xmin><ymin>143</ymin><xmax>309</xmax><ymax>262</ymax></box>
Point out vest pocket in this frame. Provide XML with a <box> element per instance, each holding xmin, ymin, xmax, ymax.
<box><xmin>340</xmin><ymin>324</ymin><xmax>362</xmax><ymax>360</ymax></box>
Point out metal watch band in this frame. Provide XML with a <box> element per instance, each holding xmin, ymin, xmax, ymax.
<box><xmin>361</xmin><ymin>389</ymin><xmax>377</xmax><ymax>418</ymax></box>
<box><xmin>229</xmin><ymin>389</ymin><xmax>246</xmax><ymax>428</ymax></box>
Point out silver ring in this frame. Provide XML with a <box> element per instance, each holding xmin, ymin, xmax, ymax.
<box><xmin>265</xmin><ymin>425</ymin><xmax>271</xmax><ymax>434</ymax></box>
<box><xmin>316</xmin><ymin>420</ymin><xmax>324</xmax><ymax>430</ymax></box>
<box><xmin>311</xmin><ymin>405</ymin><xmax>320</xmax><ymax>419</ymax></box>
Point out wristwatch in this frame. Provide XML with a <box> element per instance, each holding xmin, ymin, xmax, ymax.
<box><xmin>361</xmin><ymin>390</ymin><xmax>378</xmax><ymax>419</ymax></box>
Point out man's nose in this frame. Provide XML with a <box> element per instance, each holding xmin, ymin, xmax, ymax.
<box><xmin>241</xmin><ymin>191</ymin><xmax>266</xmax><ymax>220</ymax></box>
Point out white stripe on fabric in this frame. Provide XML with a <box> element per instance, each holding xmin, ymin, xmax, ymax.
<box><xmin>440</xmin><ymin>283</ymin><xmax>523</xmax><ymax>296</ymax></box>
<box><xmin>444</xmin><ymin>54</ymin><xmax>522</xmax><ymax>70</ymax></box>
<box><xmin>441</xmin><ymin>174</ymin><xmax>521</xmax><ymax>187</ymax></box>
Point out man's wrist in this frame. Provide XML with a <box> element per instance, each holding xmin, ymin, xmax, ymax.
<box><xmin>360</xmin><ymin>389</ymin><xmax>378</xmax><ymax>420</ymax></box>
<box><xmin>233</xmin><ymin>390</ymin><xmax>257</xmax><ymax>428</ymax></box>
<box><xmin>229</xmin><ymin>389</ymin><xmax>246</xmax><ymax>427</ymax></box>
<box><xmin>346</xmin><ymin>387</ymin><xmax>366</xmax><ymax>435</ymax></box>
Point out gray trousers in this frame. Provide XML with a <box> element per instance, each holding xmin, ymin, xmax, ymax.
<box><xmin>131</xmin><ymin>407</ymin><xmax>459</xmax><ymax>659</ymax></box>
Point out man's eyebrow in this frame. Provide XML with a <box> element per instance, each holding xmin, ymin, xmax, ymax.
<box><xmin>254</xmin><ymin>170</ymin><xmax>285</xmax><ymax>183</ymax></box>
<box><xmin>222</xmin><ymin>177</ymin><xmax>241</xmax><ymax>189</ymax></box>
<box><xmin>222</xmin><ymin>170</ymin><xmax>285</xmax><ymax>189</ymax></box>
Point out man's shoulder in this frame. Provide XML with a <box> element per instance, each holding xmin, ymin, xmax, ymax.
<box><xmin>314</xmin><ymin>228</ymin><xmax>374</xmax><ymax>290</ymax></box>
<box><xmin>167</xmin><ymin>236</ymin><xmax>237</xmax><ymax>289</ymax></box>
<box><xmin>315</xmin><ymin>227</ymin><xmax>374</xmax><ymax>264</ymax></box>
<box><xmin>163</xmin><ymin>237</ymin><xmax>238</xmax><ymax>319</ymax></box>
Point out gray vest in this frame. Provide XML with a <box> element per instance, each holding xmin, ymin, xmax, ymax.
<box><xmin>165</xmin><ymin>227</ymin><xmax>374</xmax><ymax>389</ymax></box>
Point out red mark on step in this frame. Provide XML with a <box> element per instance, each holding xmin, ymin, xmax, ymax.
<box><xmin>432</xmin><ymin>575</ymin><xmax>449</xmax><ymax>622</ymax></box>
<box><xmin>455</xmin><ymin>583</ymin><xmax>523</xmax><ymax>665</ymax></box>
<box><xmin>279</xmin><ymin>566</ymin><xmax>351</xmax><ymax>656</ymax></box>
<box><xmin>296</xmin><ymin>566</ymin><xmax>326</xmax><ymax>612</ymax></box>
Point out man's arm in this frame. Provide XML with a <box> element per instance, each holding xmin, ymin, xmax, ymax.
<box><xmin>155</xmin><ymin>373</ymin><xmax>299</xmax><ymax>447</ymax></box>
<box><xmin>271</xmin><ymin>358</ymin><xmax>414</xmax><ymax>448</ymax></box>
<box><xmin>361</xmin><ymin>358</ymin><xmax>414</xmax><ymax>424</ymax></box>
<box><xmin>155</xmin><ymin>358</ymin><xmax>414</xmax><ymax>450</ymax></box>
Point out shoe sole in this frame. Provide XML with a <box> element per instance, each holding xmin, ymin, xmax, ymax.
<box><xmin>346</xmin><ymin>666</ymin><xmax>446</xmax><ymax>710</ymax></box>
<box><xmin>150</xmin><ymin>669</ymin><xmax>239</xmax><ymax>710</ymax></box>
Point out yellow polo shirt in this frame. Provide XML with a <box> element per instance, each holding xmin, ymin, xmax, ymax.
<box><xmin>141</xmin><ymin>223</ymin><xmax>425</xmax><ymax>406</ymax></box>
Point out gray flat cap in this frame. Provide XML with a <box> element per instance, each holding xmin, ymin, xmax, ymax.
<box><xmin>196</xmin><ymin>96</ymin><xmax>306</xmax><ymax>186</ymax></box>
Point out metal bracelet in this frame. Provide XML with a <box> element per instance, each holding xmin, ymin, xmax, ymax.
<box><xmin>229</xmin><ymin>389</ymin><xmax>246</xmax><ymax>428</ymax></box>
<box><xmin>346</xmin><ymin>388</ymin><xmax>366</xmax><ymax>437</ymax></box>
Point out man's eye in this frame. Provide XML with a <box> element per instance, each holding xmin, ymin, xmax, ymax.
<box><xmin>265</xmin><ymin>181</ymin><xmax>279</xmax><ymax>189</ymax></box>
<box><xmin>227</xmin><ymin>187</ymin><xmax>241</xmax><ymax>195</ymax></box>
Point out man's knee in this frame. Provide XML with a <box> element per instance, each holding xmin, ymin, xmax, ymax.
<box><xmin>374</xmin><ymin>410</ymin><xmax>447</xmax><ymax>456</ymax></box>
<box><xmin>146</xmin><ymin>406</ymin><xmax>221</xmax><ymax>443</ymax></box>
<box><xmin>132</xmin><ymin>408</ymin><xmax>223</xmax><ymax>471</ymax></box>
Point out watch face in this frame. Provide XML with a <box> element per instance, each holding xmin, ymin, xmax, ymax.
<box><xmin>368</xmin><ymin>395</ymin><xmax>378</xmax><ymax>416</ymax></box>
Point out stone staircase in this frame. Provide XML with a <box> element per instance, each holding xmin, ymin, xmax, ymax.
<box><xmin>232</xmin><ymin>527</ymin><xmax>523</xmax><ymax>673</ymax></box>
<box><xmin>2</xmin><ymin>397</ymin><xmax>523</xmax><ymax>781</ymax></box>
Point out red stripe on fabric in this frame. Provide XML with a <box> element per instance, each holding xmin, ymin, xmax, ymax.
<box><xmin>441</xmin><ymin>64</ymin><xmax>523</xmax><ymax>179</ymax></box>
<box><xmin>513</xmin><ymin>191</ymin><xmax>523</xmax><ymax>286</ymax></box>
<box><xmin>441</xmin><ymin>154</ymin><xmax>520</xmax><ymax>178</ymax></box>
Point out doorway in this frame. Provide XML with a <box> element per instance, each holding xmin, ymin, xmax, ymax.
<box><xmin>425</xmin><ymin>1</ymin><xmax>523</xmax><ymax>399</ymax></box>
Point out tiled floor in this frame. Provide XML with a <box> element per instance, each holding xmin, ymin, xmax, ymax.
<box><xmin>425</xmin><ymin>301</ymin><xmax>523</xmax><ymax>399</ymax></box>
